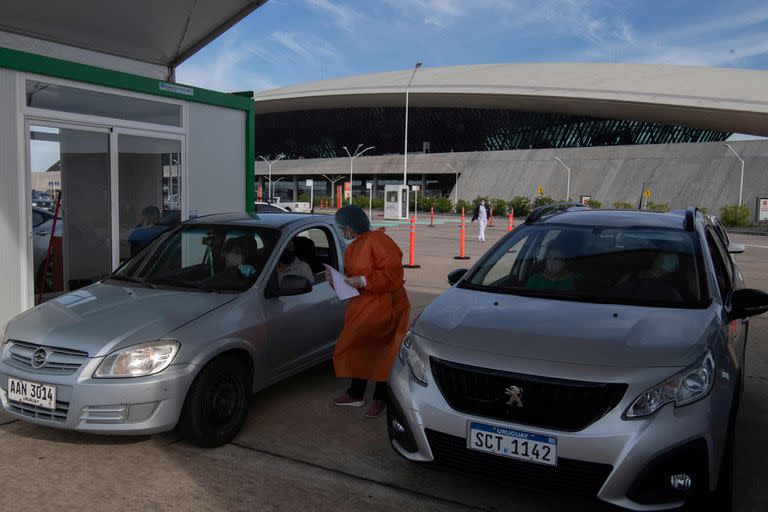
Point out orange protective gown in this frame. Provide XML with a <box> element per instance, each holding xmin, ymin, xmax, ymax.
<box><xmin>333</xmin><ymin>229</ymin><xmax>411</xmax><ymax>382</ymax></box>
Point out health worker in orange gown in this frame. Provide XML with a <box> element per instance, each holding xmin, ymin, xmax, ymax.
<box><xmin>329</xmin><ymin>205</ymin><xmax>411</xmax><ymax>419</ymax></box>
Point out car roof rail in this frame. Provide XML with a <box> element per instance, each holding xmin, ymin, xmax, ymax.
<box><xmin>525</xmin><ymin>202</ymin><xmax>589</xmax><ymax>225</ymax></box>
<box><xmin>683</xmin><ymin>206</ymin><xmax>698</xmax><ymax>231</ymax></box>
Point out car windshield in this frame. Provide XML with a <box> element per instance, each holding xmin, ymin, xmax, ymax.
<box><xmin>111</xmin><ymin>224</ymin><xmax>279</xmax><ymax>292</ymax></box>
<box><xmin>463</xmin><ymin>223</ymin><xmax>707</xmax><ymax>308</ymax></box>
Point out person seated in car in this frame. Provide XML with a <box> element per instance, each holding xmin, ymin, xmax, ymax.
<box><xmin>526</xmin><ymin>247</ymin><xmax>578</xmax><ymax>291</ymax></box>
<box><xmin>277</xmin><ymin>239</ymin><xmax>314</xmax><ymax>285</ymax></box>
<box><xmin>616</xmin><ymin>252</ymin><xmax>685</xmax><ymax>302</ymax></box>
<box><xmin>222</xmin><ymin>237</ymin><xmax>257</xmax><ymax>278</ymax></box>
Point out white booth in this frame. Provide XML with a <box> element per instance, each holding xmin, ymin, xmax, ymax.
<box><xmin>384</xmin><ymin>184</ymin><xmax>410</xmax><ymax>220</ymax></box>
<box><xmin>0</xmin><ymin>1</ymin><xmax>266</xmax><ymax>324</ymax></box>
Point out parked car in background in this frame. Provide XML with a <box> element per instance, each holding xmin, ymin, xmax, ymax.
<box><xmin>272</xmin><ymin>198</ymin><xmax>311</xmax><ymax>213</ymax></box>
<box><xmin>1</xmin><ymin>213</ymin><xmax>346</xmax><ymax>447</ymax></box>
<box><xmin>255</xmin><ymin>201</ymin><xmax>288</xmax><ymax>213</ymax></box>
<box><xmin>32</xmin><ymin>192</ymin><xmax>53</xmax><ymax>211</ymax></box>
<box><xmin>389</xmin><ymin>204</ymin><xmax>768</xmax><ymax>511</ymax></box>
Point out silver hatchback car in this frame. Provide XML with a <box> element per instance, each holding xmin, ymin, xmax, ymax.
<box><xmin>0</xmin><ymin>213</ymin><xmax>346</xmax><ymax>447</ymax></box>
<box><xmin>389</xmin><ymin>206</ymin><xmax>768</xmax><ymax>511</ymax></box>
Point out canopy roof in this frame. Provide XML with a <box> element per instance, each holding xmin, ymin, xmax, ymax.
<box><xmin>0</xmin><ymin>0</ymin><xmax>267</xmax><ymax>68</ymax></box>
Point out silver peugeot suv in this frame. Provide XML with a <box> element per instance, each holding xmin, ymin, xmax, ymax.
<box><xmin>388</xmin><ymin>205</ymin><xmax>768</xmax><ymax>511</ymax></box>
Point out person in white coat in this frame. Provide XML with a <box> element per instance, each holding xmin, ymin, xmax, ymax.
<box><xmin>471</xmin><ymin>199</ymin><xmax>489</xmax><ymax>242</ymax></box>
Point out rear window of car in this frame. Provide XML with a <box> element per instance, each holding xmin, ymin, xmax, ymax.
<box><xmin>463</xmin><ymin>223</ymin><xmax>708</xmax><ymax>308</ymax></box>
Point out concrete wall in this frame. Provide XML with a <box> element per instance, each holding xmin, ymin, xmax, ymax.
<box><xmin>269</xmin><ymin>140</ymin><xmax>768</xmax><ymax>216</ymax></box>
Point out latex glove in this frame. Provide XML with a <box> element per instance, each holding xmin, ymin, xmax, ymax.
<box><xmin>238</xmin><ymin>265</ymin><xmax>256</xmax><ymax>277</ymax></box>
<box><xmin>345</xmin><ymin>276</ymin><xmax>365</xmax><ymax>289</ymax></box>
<box><xmin>324</xmin><ymin>268</ymin><xmax>335</xmax><ymax>290</ymax></box>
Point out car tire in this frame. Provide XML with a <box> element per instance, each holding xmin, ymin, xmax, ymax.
<box><xmin>178</xmin><ymin>355</ymin><xmax>251</xmax><ymax>448</ymax></box>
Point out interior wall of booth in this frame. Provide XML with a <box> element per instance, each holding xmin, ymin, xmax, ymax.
<box><xmin>188</xmin><ymin>102</ymin><xmax>246</xmax><ymax>216</ymax></box>
<box><xmin>0</xmin><ymin>68</ymin><xmax>26</xmax><ymax>325</ymax></box>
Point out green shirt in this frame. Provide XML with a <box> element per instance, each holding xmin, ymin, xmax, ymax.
<box><xmin>526</xmin><ymin>272</ymin><xmax>577</xmax><ymax>291</ymax></box>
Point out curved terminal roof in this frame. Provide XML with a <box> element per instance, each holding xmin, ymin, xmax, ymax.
<box><xmin>253</xmin><ymin>63</ymin><xmax>768</xmax><ymax>136</ymax></box>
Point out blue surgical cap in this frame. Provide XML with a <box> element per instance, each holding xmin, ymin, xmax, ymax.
<box><xmin>335</xmin><ymin>205</ymin><xmax>371</xmax><ymax>234</ymax></box>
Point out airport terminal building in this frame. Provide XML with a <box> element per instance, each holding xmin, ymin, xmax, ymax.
<box><xmin>252</xmin><ymin>63</ymin><xmax>768</xmax><ymax>210</ymax></box>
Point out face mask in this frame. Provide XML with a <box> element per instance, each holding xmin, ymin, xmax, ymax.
<box><xmin>661</xmin><ymin>254</ymin><xmax>678</xmax><ymax>272</ymax></box>
<box><xmin>225</xmin><ymin>253</ymin><xmax>243</xmax><ymax>268</ymax></box>
<box><xmin>546</xmin><ymin>257</ymin><xmax>565</xmax><ymax>274</ymax></box>
<box><xmin>280</xmin><ymin>250</ymin><xmax>296</xmax><ymax>265</ymax></box>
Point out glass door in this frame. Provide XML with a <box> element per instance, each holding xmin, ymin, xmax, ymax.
<box><xmin>28</xmin><ymin>124</ymin><xmax>112</xmax><ymax>303</ymax></box>
<box><xmin>117</xmin><ymin>134</ymin><xmax>183</xmax><ymax>264</ymax></box>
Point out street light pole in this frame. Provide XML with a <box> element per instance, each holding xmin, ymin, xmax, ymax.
<box><xmin>403</xmin><ymin>62</ymin><xmax>422</xmax><ymax>186</ymax></box>
<box><xmin>258</xmin><ymin>154</ymin><xmax>285</xmax><ymax>201</ymax></box>
<box><xmin>343</xmin><ymin>144</ymin><xmax>375</xmax><ymax>205</ymax></box>
<box><xmin>552</xmin><ymin>157</ymin><xmax>571</xmax><ymax>202</ymax></box>
<box><xmin>445</xmin><ymin>162</ymin><xmax>459</xmax><ymax>205</ymax></box>
<box><xmin>723</xmin><ymin>144</ymin><xmax>746</xmax><ymax>205</ymax></box>
<box><xmin>321</xmin><ymin>174</ymin><xmax>345</xmax><ymax>206</ymax></box>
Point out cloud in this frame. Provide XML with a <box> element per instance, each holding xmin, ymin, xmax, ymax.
<box><xmin>176</xmin><ymin>32</ymin><xmax>279</xmax><ymax>92</ymax></box>
<box><xmin>273</xmin><ymin>31</ymin><xmax>315</xmax><ymax>61</ymax></box>
<box><xmin>304</xmin><ymin>0</ymin><xmax>362</xmax><ymax>31</ymax></box>
<box><xmin>384</xmin><ymin>0</ymin><xmax>464</xmax><ymax>28</ymax></box>
<box><xmin>272</xmin><ymin>31</ymin><xmax>342</xmax><ymax>63</ymax></box>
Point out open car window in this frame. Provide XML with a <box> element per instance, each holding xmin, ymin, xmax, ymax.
<box><xmin>112</xmin><ymin>224</ymin><xmax>279</xmax><ymax>292</ymax></box>
<box><xmin>463</xmin><ymin>224</ymin><xmax>708</xmax><ymax>308</ymax></box>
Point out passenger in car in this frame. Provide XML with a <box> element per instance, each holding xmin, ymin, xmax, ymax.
<box><xmin>222</xmin><ymin>237</ymin><xmax>257</xmax><ymax>278</ymax></box>
<box><xmin>526</xmin><ymin>247</ymin><xmax>578</xmax><ymax>291</ymax></box>
<box><xmin>277</xmin><ymin>240</ymin><xmax>314</xmax><ymax>284</ymax></box>
<box><xmin>614</xmin><ymin>252</ymin><xmax>685</xmax><ymax>303</ymax></box>
<box><xmin>330</xmin><ymin>205</ymin><xmax>411</xmax><ymax>419</ymax></box>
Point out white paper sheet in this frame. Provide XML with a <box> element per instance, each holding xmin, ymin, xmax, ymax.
<box><xmin>324</xmin><ymin>264</ymin><xmax>360</xmax><ymax>301</ymax></box>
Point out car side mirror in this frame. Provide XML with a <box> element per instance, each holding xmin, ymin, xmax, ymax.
<box><xmin>277</xmin><ymin>275</ymin><xmax>313</xmax><ymax>297</ymax></box>
<box><xmin>728</xmin><ymin>243</ymin><xmax>745</xmax><ymax>254</ymax></box>
<box><xmin>448</xmin><ymin>268</ymin><xmax>468</xmax><ymax>286</ymax></box>
<box><xmin>730</xmin><ymin>288</ymin><xmax>768</xmax><ymax>319</ymax></box>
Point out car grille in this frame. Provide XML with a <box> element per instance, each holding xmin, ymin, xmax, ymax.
<box><xmin>431</xmin><ymin>358</ymin><xmax>627</xmax><ymax>431</ymax></box>
<box><xmin>7</xmin><ymin>398</ymin><xmax>70</xmax><ymax>423</ymax></box>
<box><xmin>425</xmin><ymin>429</ymin><xmax>612</xmax><ymax>497</ymax></box>
<box><xmin>6</xmin><ymin>340</ymin><xmax>89</xmax><ymax>375</ymax></box>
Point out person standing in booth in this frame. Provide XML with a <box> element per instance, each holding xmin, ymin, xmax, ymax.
<box><xmin>329</xmin><ymin>205</ymin><xmax>411</xmax><ymax>418</ymax></box>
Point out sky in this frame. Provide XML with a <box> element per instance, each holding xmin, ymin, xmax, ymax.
<box><xmin>176</xmin><ymin>0</ymin><xmax>768</xmax><ymax>93</ymax></box>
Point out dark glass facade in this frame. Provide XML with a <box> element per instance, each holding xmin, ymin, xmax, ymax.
<box><xmin>255</xmin><ymin>107</ymin><xmax>730</xmax><ymax>159</ymax></box>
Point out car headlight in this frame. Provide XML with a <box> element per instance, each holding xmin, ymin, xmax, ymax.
<box><xmin>626</xmin><ymin>350</ymin><xmax>716</xmax><ymax>418</ymax></box>
<box><xmin>398</xmin><ymin>333</ymin><xmax>429</xmax><ymax>385</ymax></box>
<box><xmin>93</xmin><ymin>340</ymin><xmax>180</xmax><ymax>378</ymax></box>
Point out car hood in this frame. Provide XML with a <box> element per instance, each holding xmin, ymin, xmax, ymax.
<box><xmin>7</xmin><ymin>283</ymin><xmax>237</xmax><ymax>357</ymax></box>
<box><xmin>414</xmin><ymin>287</ymin><xmax>719</xmax><ymax>368</ymax></box>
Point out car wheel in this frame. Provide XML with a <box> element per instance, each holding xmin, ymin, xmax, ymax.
<box><xmin>179</xmin><ymin>355</ymin><xmax>250</xmax><ymax>448</ymax></box>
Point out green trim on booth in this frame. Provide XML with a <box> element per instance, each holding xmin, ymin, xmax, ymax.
<box><xmin>245</xmin><ymin>102</ymin><xmax>255</xmax><ymax>212</ymax></box>
<box><xmin>0</xmin><ymin>47</ymin><xmax>251</xmax><ymax>111</ymax></box>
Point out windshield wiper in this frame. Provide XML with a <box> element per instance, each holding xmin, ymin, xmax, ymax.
<box><xmin>104</xmin><ymin>275</ymin><xmax>157</xmax><ymax>289</ymax></box>
<box><xmin>146</xmin><ymin>276</ymin><xmax>230</xmax><ymax>294</ymax></box>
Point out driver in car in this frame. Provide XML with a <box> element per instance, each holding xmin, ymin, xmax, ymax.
<box><xmin>277</xmin><ymin>239</ymin><xmax>314</xmax><ymax>284</ymax></box>
<box><xmin>526</xmin><ymin>246</ymin><xmax>578</xmax><ymax>291</ymax></box>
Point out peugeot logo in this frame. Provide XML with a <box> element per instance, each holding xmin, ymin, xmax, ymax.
<box><xmin>30</xmin><ymin>347</ymin><xmax>49</xmax><ymax>369</ymax></box>
<box><xmin>505</xmin><ymin>385</ymin><xmax>524</xmax><ymax>408</ymax></box>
